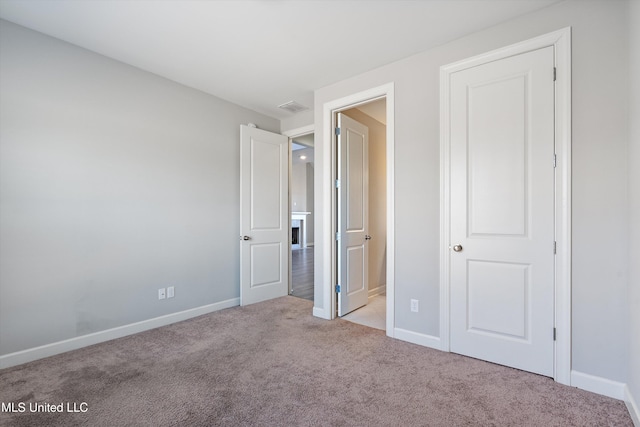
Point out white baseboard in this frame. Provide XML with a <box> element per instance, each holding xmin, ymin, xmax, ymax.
<box><xmin>570</xmin><ymin>370</ymin><xmax>626</xmax><ymax>400</ymax></box>
<box><xmin>0</xmin><ymin>298</ymin><xmax>240</xmax><ymax>369</ymax></box>
<box><xmin>368</xmin><ymin>285</ymin><xmax>386</xmax><ymax>299</ymax></box>
<box><xmin>313</xmin><ymin>305</ymin><xmax>330</xmax><ymax>320</ymax></box>
<box><xmin>626</xmin><ymin>385</ymin><xmax>640</xmax><ymax>427</ymax></box>
<box><xmin>393</xmin><ymin>327</ymin><xmax>442</xmax><ymax>351</ymax></box>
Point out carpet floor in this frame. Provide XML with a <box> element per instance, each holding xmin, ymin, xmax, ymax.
<box><xmin>0</xmin><ymin>296</ymin><xmax>633</xmax><ymax>426</ymax></box>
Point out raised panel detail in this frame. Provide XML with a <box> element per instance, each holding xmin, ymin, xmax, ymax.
<box><xmin>468</xmin><ymin>74</ymin><xmax>528</xmax><ymax>237</ymax></box>
<box><xmin>467</xmin><ymin>260</ymin><xmax>529</xmax><ymax>340</ymax></box>
<box><xmin>251</xmin><ymin>138</ymin><xmax>282</xmax><ymax>230</ymax></box>
<box><xmin>346</xmin><ymin>129</ymin><xmax>365</xmax><ymax>231</ymax></box>
<box><xmin>346</xmin><ymin>245</ymin><xmax>365</xmax><ymax>295</ymax></box>
<box><xmin>251</xmin><ymin>243</ymin><xmax>281</xmax><ymax>288</ymax></box>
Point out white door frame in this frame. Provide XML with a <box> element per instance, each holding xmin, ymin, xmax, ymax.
<box><xmin>440</xmin><ymin>27</ymin><xmax>572</xmax><ymax>384</ymax></box>
<box><xmin>320</xmin><ymin>83</ymin><xmax>395</xmax><ymax>335</ymax></box>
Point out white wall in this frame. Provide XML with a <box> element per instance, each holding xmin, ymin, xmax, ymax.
<box><xmin>281</xmin><ymin>110</ymin><xmax>314</xmax><ymax>135</ymax></box>
<box><xmin>627</xmin><ymin>0</ymin><xmax>640</xmax><ymax>421</ymax></box>
<box><xmin>0</xmin><ymin>20</ymin><xmax>279</xmax><ymax>357</ymax></box>
<box><xmin>314</xmin><ymin>0</ymin><xmax>630</xmax><ymax>385</ymax></box>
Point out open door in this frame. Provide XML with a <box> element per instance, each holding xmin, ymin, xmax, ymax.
<box><xmin>337</xmin><ymin>113</ymin><xmax>370</xmax><ymax>316</ymax></box>
<box><xmin>240</xmin><ymin>125</ymin><xmax>289</xmax><ymax>306</ymax></box>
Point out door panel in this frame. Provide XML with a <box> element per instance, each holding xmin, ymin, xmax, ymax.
<box><xmin>467</xmin><ymin>261</ymin><xmax>529</xmax><ymax>339</ymax></box>
<box><xmin>450</xmin><ymin>47</ymin><xmax>555</xmax><ymax>376</ymax></box>
<box><xmin>240</xmin><ymin>125</ymin><xmax>289</xmax><ymax>306</ymax></box>
<box><xmin>468</xmin><ymin>75</ymin><xmax>527</xmax><ymax>237</ymax></box>
<box><xmin>337</xmin><ymin>114</ymin><xmax>369</xmax><ymax>316</ymax></box>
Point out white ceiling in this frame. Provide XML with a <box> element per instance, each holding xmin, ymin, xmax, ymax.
<box><xmin>0</xmin><ymin>0</ymin><xmax>561</xmax><ymax>120</ymax></box>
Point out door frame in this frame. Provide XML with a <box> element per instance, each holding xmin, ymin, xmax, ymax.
<box><xmin>440</xmin><ymin>27</ymin><xmax>572</xmax><ymax>384</ymax></box>
<box><xmin>320</xmin><ymin>83</ymin><xmax>395</xmax><ymax>334</ymax></box>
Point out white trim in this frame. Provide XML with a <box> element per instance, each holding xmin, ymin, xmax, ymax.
<box><xmin>312</xmin><ymin>306</ymin><xmax>330</xmax><ymax>319</ymax></box>
<box><xmin>282</xmin><ymin>124</ymin><xmax>315</xmax><ymax>139</ymax></box>
<box><xmin>0</xmin><ymin>298</ymin><xmax>239</xmax><ymax>369</ymax></box>
<box><xmin>439</xmin><ymin>27</ymin><xmax>572</xmax><ymax>384</ymax></box>
<box><xmin>625</xmin><ymin>385</ymin><xmax>640</xmax><ymax>427</ymax></box>
<box><xmin>570</xmin><ymin>371</ymin><xmax>626</xmax><ymax>400</ymax></box>
<box><xmin>319</xmin><ymin>83</ymin><xmax>395</xmax><ymax>337</ymax></box>
<box><xmin>393</xmin><ymin>328</ymin><xmax>441</xmax><ymax>350</ymax></box>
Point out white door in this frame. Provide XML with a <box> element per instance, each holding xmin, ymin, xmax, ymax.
<box><xmin>449</xmin><ymin>47</ymin><xmax>555</xmax><ymax>376</ymax></box>
<box><xmin>240</xmin><ymin>125</ymin><xmax>289</xmax><ymax>306</ymax></box>
<box><xmin>337</xmin><ymin>113</ymin><xmax>370</xmax><ymax>316</ymax></box>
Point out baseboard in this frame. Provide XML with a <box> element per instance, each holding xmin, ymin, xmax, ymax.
<box><xmin>570</xmin><ymin>370</ymin><xmax>626</xmax><ymax>400</ymax></box>
<box><xmin>368</xmin><ymin>285</ymin><xmax>386</xmax><ymax>299</ymax></box>
<box><xmin>626</xmin><ymin>385</ymin><xmax>640</xmax><ymax>427</ymax></box>
<box><xmin>313</xmin><ymin>306</ymin><xmax>330</xmax><ymax>320</ymax></box>
<box><xmin>393</xmin><ymin>327</ymin><xmax>442</xmax><ymax>351</ymax></box>
<box><xmin>0</xmin><ymin>297</ymin><xmax>240</xmax><ymax>370</ymax></box>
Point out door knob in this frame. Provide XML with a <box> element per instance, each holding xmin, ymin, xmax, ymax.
<box><xmin>453</xmin><ymin>244</ymin><xmax>463</xmax><ymax>252</ymax></box>
<box><xmin>242</xmin><ymin>236</ymin><xmax>251</xmax><ymax>241</ymax></box>
<box><xmin>365</xmin><ymin>235</ymin><xmax>372</xmax><ymax>240</ymax></box>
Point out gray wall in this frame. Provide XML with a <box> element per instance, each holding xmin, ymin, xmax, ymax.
<box><xmin>628</xmin><ymin>0</ymin><xmax>640</xmax><ymax>415</ymax></box>
<box><xmin>313</xmin><ymin>0</ymin><xmax>630</xmax><ymax>384</ymax></box>
<box><xmin>0</xmin><ymin>20</ymin><xmax>279</xmax><ymax>356</ymax></box>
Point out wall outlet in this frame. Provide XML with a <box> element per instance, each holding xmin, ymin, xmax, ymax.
<box><xmin>167</xmin><ymin>286</ymin><xmax>175</xmax><ymax>298</ymax></box>
<box><xmin>410</xmin><ymin>299</ymin><xmax>419</xmax><ymax>313</ymax></box>
<box><xmin>158</xmin><ymin>288</ymin><xmax>166</xmax><ymax>300</ymax></box>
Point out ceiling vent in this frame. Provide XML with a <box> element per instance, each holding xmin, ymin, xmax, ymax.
<box><xmin>277</xmin><ymin>100</ymin><xmax>309</xmax><ymax>114</ymax></box>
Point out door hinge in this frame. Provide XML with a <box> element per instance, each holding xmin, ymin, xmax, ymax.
<box><xmin>553</xmin><ymin>327</ymin><xmax>557</xmax><ymax>341</ymax></box>
<box><xmin>553</xmin><ymin>154</ymin><xmax>557</xmax><ymax>168</ymax></box>
<box><xmin>553</xmin><ymin>241</ymin><xmax>557</xmax><ymax>254</ymax></box>
<box><xmin>335</xmin><ymin>284</ymin><xmax>341</xmax><ymax>293</ymax></box>
<box><xmin>335</xmin><ymin>179</ymin><xmax>341</xmax><ymax>188</ymax></box>
<box><xmin>553</xmin><ymin>67</ymin><xmax>557</xmax><ymax>81</ymax></box>
<box><xmin>335</xmin><ymin>232</ymin><xmax>341</xmax><ymax>241</ymax></box>
<box><xmin>335</xmin><ymin>127</ymin><xmax>341</xmax><ymax>136</ymax></box>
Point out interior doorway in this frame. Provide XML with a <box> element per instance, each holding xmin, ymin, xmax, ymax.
<box><xmin>289</xmin><ymin>131</ymin><xmax>315</xmax><ymax>301</ymax></box>
<box><xmin>334</xmin><ymin>98</ymin><xmax>388</xmax><ymax>330</ymax></box>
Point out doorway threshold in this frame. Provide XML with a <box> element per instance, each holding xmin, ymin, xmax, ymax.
<box><xmin>341</xmin><ymin>295</ymin><xmax>386</xmax><ymax>331</ymax></box>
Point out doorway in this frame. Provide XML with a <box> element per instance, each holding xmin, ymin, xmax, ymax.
<box><xmin>317</xmin><ymin>83</ymin><xmax>395</xmax><ymax>334</ymax></box>
<box><xmin>440</xmin><ymin>28</ymin><xmax>571</xmax><ymax>383</ymax></box>
<box><xmin>336</xmin><ymin>101</ymin><xmax>387</xmax><ymax>330</ymax></box>
<box><xmin>290</xmin><ymin>132</ymin><xmax>315</xmax><ymax>301</ymax></box>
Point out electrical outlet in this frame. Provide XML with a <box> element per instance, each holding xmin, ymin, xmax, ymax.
<box><xmin>158</xmin><ymin>288</ymin><xmax>166</xmax><ymax>300</ymax></box>
<box><xmin>167</xmin><ymin>286</ymin><xmax>175</xmax><ymax>298</ymax></box>
<box><xmin>411</xmin><ymin>299</ymin><xmax>419</xmax><ymax>313</ymax></box>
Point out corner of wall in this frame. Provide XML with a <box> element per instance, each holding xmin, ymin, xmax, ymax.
<box><xmin>625</xmin><ymin>384</ymin><xmax>640</xmax><ymax>427</ymax></box>
<box><xmin>627</xmin><ymin>0</ymin><xmax>640</xmax><ymax>424</ymax></box>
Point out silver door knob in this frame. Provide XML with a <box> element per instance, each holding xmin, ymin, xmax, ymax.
<box><xmin>453</xmin><ymin>244</ymin><xmax>463</xmax><ymax>252</ymax></box>
<box><xmin>365</xmin><ymin>235</ymin><xmax>372</xmax><ymax>240</ymax></box>
<box><xmin>242</xmin><ymin>236</ymin><xmax>251</xmax><ymax>241</ymax></box>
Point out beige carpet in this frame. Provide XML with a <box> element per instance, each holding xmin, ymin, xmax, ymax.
<box><xmin>0</xmin><ymin>296</ymin><xmax>633</xmax><ymax>426</ymax></box>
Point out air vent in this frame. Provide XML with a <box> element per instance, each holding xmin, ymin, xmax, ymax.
<box><xmin>277</xmin><ymin>100</ymin><xmax>309</xmax><ymax>114</ymax></box>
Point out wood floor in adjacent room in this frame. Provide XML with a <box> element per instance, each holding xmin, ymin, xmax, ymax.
<box><xmin>291</xmin><ymin>247</ymin><xmax>313</xmax><ymax>301</ymax></box>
